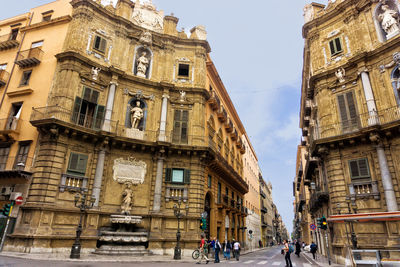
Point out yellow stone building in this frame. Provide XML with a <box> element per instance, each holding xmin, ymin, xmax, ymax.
<box><xmin>0</xmin><ymin>0</ymin><xmax>72</xmax><ymax>227</ymax></box>
<box><xmin>300</xmin><ymin>0</ymin><xmax>400</xmax><ymax>264</ymax></box>
<box><xmin>1</xmin><ymin>0</ymin><xmax>248</xmax><ymax>256</ymax></box>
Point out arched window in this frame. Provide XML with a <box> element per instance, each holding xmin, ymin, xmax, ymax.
<box><xmin>391</xmin><ymin>66</ymin><xmax>400</xmax><ymax>105</ymax></box>
<box><xmin>125</xmin><ymin>98</ymin><xmax>147</xmax><ymax>131</ymax></box>
<box><xmin>373</xmin><ymin>0</ymin><xmax>400</xmax><ymax>42</ymax></box>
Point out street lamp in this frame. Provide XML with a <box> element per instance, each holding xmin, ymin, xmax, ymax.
<box><xmin>173</xmin><ymin>199</ymin><xmax>189</xmax><ymax>260</ymax></box>
<box><xmin>70</xmin><ymin>192</ymin><xmax>96</xmax><ymax>259</ymax></box>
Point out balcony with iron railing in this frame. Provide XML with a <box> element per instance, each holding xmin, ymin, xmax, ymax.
<box><xmin>309</xmin><ymin>189</ymin><xmax>329</xmax><ymax>213</ymax></box>
<box><xmin>309</xmin><ymin>106</ymin><xmax>400</xmax><ymax>145</ymax></box>
<box><xmin>0</xmin><ymin>70</ymin><xmax>10</xmax><ymax>87</ymax></box>
<box><xmin>15</xmin><ymin>47</ymin><xmax>44</xmax><ymax>68</ymax></box>
<box><xmin>0</xmin><ymin>117</ymin><xmax>21</xmax><ymax>140</ymax></box>
<box><xmin>217</xmin><ymin>105</ymin><xmax>227</xmax><ymax>123</ymax></box>
<box><xmin>231</xmin><ymin>128</ymin><xmax>238</xmax><ymax>141</ymax></box>
<box><xmin>0</xmin><ymin>32</ymin><xmax>20</xmax><ymax>50</ymax></box>
<box><xmin>0</xmin><ymin>156</ymin><xmax>34</xmax><ymax>173</ymax></box>
<box><xmin>208</xmin><ymin>90</ymin><xmax>221</xmax><ymax>110</ymax></box>
<box><xmin>225</xmin><ymin>118</ymin><xmax>233</xmax><ymax>133</ymax></box>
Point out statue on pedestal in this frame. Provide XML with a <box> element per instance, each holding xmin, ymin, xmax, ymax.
<box><xmin>130</xmin><ymin>101</ymin><xmax>143</xmax><ymax>129</ymax></box>
<box><xmin>379</xmin><ymin>5</ymin><xmax>400</xmax><ymax>37</ymax></box>
<box><xmin>136</xmin><ymin>52</ymin><xmax>149</xmax><ymax>78</ymax></box>
<box><xmin>121</xmin><ymin>183</ymin><xmax>133</xmax><ymax>215</ymax></box>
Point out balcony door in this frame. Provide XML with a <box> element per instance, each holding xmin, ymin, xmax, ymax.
<box><xmin>337</xmin><ymin>91</ymin><xmax>359</xmax><ymax>133</ymax></box>
<box><xmin>6</xmin><ymin>102</ymin><xmax>22</xmax><ymax>130</ymax></box>
<box><xmin>72</xmin><ymin>87</ymin><xmax>104</xmax><ymax>129</ymax></box>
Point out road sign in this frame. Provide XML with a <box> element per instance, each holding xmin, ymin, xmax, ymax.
<box><xmin>15</xmin><ymin>196</ymin><xmax>23</xmax><ymax>205</ymax></box>
<box><xmin>310</xmin><ymin>224</ymin><xmax>316</xmax><ymax>231</ymax></box>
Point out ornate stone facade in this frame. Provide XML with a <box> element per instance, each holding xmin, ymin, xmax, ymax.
<box><xmin>300</xmin><ymin>0</ymin><xmax>400</xmax><ymax>264</ymax></box>
<box><xmin>3</xmin><ymin>0</ymin><xmax>248</xmax><ymax>256</ymax></box>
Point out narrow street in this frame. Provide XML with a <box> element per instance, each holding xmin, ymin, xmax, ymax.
<box><xmin>0</xmin><ymin>247</ymin><xmax>324</xmax><ymax>267</ymax></box>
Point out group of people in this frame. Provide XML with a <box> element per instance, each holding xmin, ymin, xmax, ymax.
<box><xmin>197</xmin><ymin>235</ymin><xmax>241</xmax><ymax>264</ymax></box>
<box><xmin>282</xmin><ymin>239</ymin><xmax>318</xmax><ymax>267</ymax></box>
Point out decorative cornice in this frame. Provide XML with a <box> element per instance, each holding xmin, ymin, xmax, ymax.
<box><xmin>20</xmin><ymin>15</ymin><xmax>72</xmax><ymax>32</ymax></box>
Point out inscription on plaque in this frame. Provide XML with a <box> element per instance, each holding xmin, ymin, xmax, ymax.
<box><xmin>113</xmin><ymin>158</ymin><xmax>146</xmax><ymax>185</ymax></box>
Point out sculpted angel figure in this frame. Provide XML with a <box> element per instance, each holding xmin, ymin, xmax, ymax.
<box><xmin>91</xmin><ymin>67</ymin><xmax>101</xmax><ymax>80</ymax></box>
<box><xmin>136</xmin><ymin>52</ymin><xmax>149</xmax><ymax>78</ymax></box>
<box><xmin>130</xmin><ymin>101</ymin><xmax>144</xmax><ymax>129</ymax></box>
<box><xmin>335</xmin><ymin>67</ymin><xmax>346</xmax><ymax>83</ymax></box>
<box><xmin>121</xmin><ymin>184</ymin><xmax>133</xmax><ymax>215</ymax></box>
<box><xmin>179</xmin><ymin>90</ymin><xmax>187</xmax><ymax>102</ymax></box>
<box><xmin>379</xmin><ymin>5</ymin><xmax>400</xmax><ymax>37</ymax></box>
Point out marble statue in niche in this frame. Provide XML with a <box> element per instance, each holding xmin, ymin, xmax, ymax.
<box><xmin>136</xmin><ymin>52</ymin><xmax>150</xmax><ymax>78</ymax></box>
<box><xmin>335</xmin><ymin>67</ymin><xmax>346</xmax><ymax>83</ymax></box>
<box><xmin>91</xmin><ymin>67</ymin><xmax>101</xmax><ymax>80</ymax></box>
<box><xmin>379</xmin><ymin>4</ymin><xmax>400</xmax><ymax>38</ymax></box>
<box><xmin>130</xmin><ymin>100</ymin><xmax>144</xmax><ymax>129</ymax></box>
<box><xmin>121</xmin><ymin>183</ymin><xmax>133</xmax><ymax>215</ymax></box>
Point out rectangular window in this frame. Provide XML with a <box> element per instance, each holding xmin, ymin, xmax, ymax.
<box><xmin>208</xmin><ymin>175</ymin><xmax>212</xmax><ymax>188</ymax></box>
<box><xmin>165</xmin><ymin>168</ymin><xmax>190</xmax><ymax>184</ymax></box>
<box><xmin>14</xmin><ymin>142</ymin><xmax>30</xmax><ymax>170</ymax></box>
<box><xmin>6</xmin><ymin>102</ymin><xmax>22</xmax><ymax>130</ymax></box>
<box><xmin>218</xmin><ymin>182</ymin><xmax>221</xmax><ymax>204</ymax></box>
<box><xmin>42</xmin><ymin>10</ymin><xmax>53</xmax><ymax>22</ymax></box>
<box><xmin>337</xmin><ymin>91</ymin><xmax>358</xmax><ymax>133</ymax></box>
<box><xmin>19</xmin><ymin>70</ymin><xmax>32</xmax><ymax>86</ymax></box>
<box><xmin>329</xmin><ymin>37</ymin><xmax>343</xmax><ymax>56</ymax></box>
<box><xmin>178</xmin><ymin>64</ymin><xmax>189</xmax><ymax>77</ymax></box>
<box><xmin>67</xmin><ymin>152</ymin><xmax>88</xmax><ymax>176</ymax></box>
<box><xmin>31</xmin><ymin>41</ymin><xmax>43</xmax><ymax>48</ymax></box>
<box><xmin>349</xmin><ymin>158</ymin><xmax>370</xmax><ymax>180</ymax></box>
<box><xmin>9</xmin><ymin>28</ymin><xmax>18</xmax><ymax>41</ymax></box>
<box><xmin>172</xmin><ymin>110</ymin><xmax>189</xmax><ymax>144</ymax></box>
<box><xmin>0</xmin><ymin>146</ymin><xmax>10</xmax><ymax>170</ymax></box>
<box><xmin>225</xmin><ymin>187</ymin><xmax>228</xmax><ymax>196</ymax></box>
<box><xmin>93</xmin><ymin>35</ymin><xmax>107</xmax><ymax>53</ymax></box>
<box><xmin>0</xmin><ymin>64</ymin><xmax>7</xmax><ymax>70</ymax></box>
<box><xmin>72</xmin><ymin>87</ymin><xmax>104</xmax><ymax>129</ymax></box>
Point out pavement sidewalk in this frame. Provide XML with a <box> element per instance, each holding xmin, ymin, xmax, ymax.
<box><xmin>301</xmin><ymin>250</ymin><xmax>343</xmax><ymax>267</ymax></box>
<box><xmin>0</xmin><ymin>246</ymin><xmax>272</xmax><ymax>263</ymax></box>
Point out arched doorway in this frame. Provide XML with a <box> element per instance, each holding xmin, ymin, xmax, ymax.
<box><xmin>204</xmin><ymin>192</ymin><xmax>212</xmax><ymax>239</ymax></box>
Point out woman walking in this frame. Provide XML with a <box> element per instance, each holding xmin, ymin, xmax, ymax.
<box><xmin>283</xmin><ymin>239</ymin><xmax>293</xmax><ymax>267</ymax></box>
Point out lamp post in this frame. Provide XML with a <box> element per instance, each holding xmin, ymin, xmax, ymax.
<box><xmin>70</xmin><ymin>192</ymin><xmax>96</xmax><ymax>259</ymax></box>
<box><xmin>173</xmin><ymin>199</ymin><xmax>189</xmax><ymax>260</ymax></box>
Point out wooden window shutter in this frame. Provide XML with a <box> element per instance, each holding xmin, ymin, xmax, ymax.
<box><xmin>337</xmin><ymin>94</ymin><xmax>348</xmax><ymax>123</ymax></box>
<box><xmin>184</xmin><ymin>169</ymin><xmax>191</xmax><ymax>184</ymax></box>
<box><xmin>349</xmin><ymin>158</ymin><xmax>370</xmax><ymax>179</ymax></box>
<box><xmin>349</xmin><ymin>160</ymin><xmax>360</xmax><ymax>178</ymax></box>
<box><xmin>83</xmin><ymin>87</ymin><xmax>91</xmax><ymax>101</ymax></box>
<box><xmin>165</xmin><ymin>168</ymin><xmax>172</xmax><ymax>182</ymax></box>
<box><xmin>72</xmin><ymin>97</ymin><xmax>82</xmax><ymax>123</ymax></box>
<box><xmin>93</xmin><ymin>36</ymin><xmax>101</xmax><ymax>50</ymax></box>
<box><xmin>346</xmin><ymin>92</ymin><xmax>357</xmax><ymax>125</ymax></box>
<box><xmin>68</xmin><ymin>153</ymin><xmax>88</xmax><ymax>175</ymax></box>
<box><xmin>94</xmin><ymin>105</ymin><xmax>105</xmax><ymax>129</ymax></box>
<box><xmin>99</xmin><ymin>37</ymin><xmax>107</xmax><ymax>53</ymax></box>
<box><xmin>91</xmin><ymin>90</ymin><xmax>99</xmax><ymax>104</ymax></box>
<box><xmin>335</xmin><ymin>38</ymin><xmax>342</xmax><ymax>52</ymax></box>
<box><xmin>358</xmin><ymin>159</ymin><xmax>369</xmax><ymax>177</ymax></box>
<box><xmin>329</xmin><ymin>40</ymin><xmax>335</xmax><ymax>55</ymax></box>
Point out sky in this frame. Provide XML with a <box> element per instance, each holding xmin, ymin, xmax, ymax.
<box><xmin>0</xmin><ymin>0</ymin><xmax>330</xmax><ymax>235</ymax></box>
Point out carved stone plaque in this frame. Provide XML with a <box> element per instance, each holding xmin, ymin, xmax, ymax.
<box><xmin>113</xmin><ymin>158</ymin><xmax>146</xmax><ymax>185</ymax></box>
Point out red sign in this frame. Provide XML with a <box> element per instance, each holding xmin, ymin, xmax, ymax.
<box><xmin>310</xmin><ymin>224</ymin><xmax>316</xmax><ymax>231</ymax></box>
<box><xmin>15</xmin><ymin>196</ymin><xmax>23</xmax><ymax>205</ymax></box>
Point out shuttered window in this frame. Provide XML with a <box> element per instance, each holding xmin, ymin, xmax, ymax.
<box><xmin>337</xmin><ymin>91</ymin><xmax>359</xmax><ymax>133</ymax></box>
<box><xmin>165</xmin><ymin>168</ymin><xmax>190</xmax><ymax>184</ymax></box>
<box><xmin>172</xmin><ymin>110</ymin><xmax>188</xmax><ymax>144</ymax></box>
<box><xmin>349</xmin><ymin>158</ymin><xmax>370</xmax><ymax>180</ymax></box>
<box><xmin>0</xmin><ymin>147</ymin><xmax>10</xmax><ymax>170</ymax></box>
<box><xmin>67</xmin><ymin>153</ymin><xmax>88</xmax><ymax>176</ymax></box>
<box><xmin>71</xmin><ymin>87</ymin><xmax>104</xmax><ymax>129</ymax></box>
<box><xmin>329</xmin><ymin>37</ymin><xmax>343</xmax><ymax>56</ymax></box>
<box><xmin>93</xmin><ymin>35</ymin><xmax>107</xmax><ymax>53</ymax></box>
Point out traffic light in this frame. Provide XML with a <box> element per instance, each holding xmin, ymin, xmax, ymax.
<box><xmin>202</xmin><ymin>218</ymin><xmax>207</xmax><ymax>230</ymax></box>
<box><xmin>200</xmin><ymin>219</ymin><xmax>204</xmax><ymax>230</ymax></box>
<box><xmin>316</xmin><ymin>217</ymin><xmax>322</xmax><ymax>229</ymax></box>
<box><xmin>321</xmin><ymin>216</ymin><xmax>327</xmax><ymax>230</ymax></box>
<box><xmin>2</xmin><ymin>203</ymin><xmax>12</xmax><ymax>217</ymax></box>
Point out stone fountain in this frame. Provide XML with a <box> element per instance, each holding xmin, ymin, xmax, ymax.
<box><xmin>94</xmin><ymin>158</ymin><xmax>150</xmax><ymax>256</ymax></box>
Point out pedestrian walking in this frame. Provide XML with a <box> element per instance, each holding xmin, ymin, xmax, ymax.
<box><xmin>283</xmin><ymin>239</ymin><xmax>293</xmax><ymax>267</ymax></box>
<box><xmin>295</xmin><ymin>239</ymin><xmax>301</xmax><ymax>258</ymax></box>
<box><xmin>222</xmin><ymin>239</ymin><xmax>231</xmax><ymax>260</ymax></box>
<box><xmin>196</xmin><ymin>235</ymin><xmax>209</xmax><ymax>264</ymax></box>
<box><xmin>310</xmin><ymin>241</ymin><xmax>318</xmax><ymax>260</ymax></box>
<box><xmin>210</xmin><ymin>237</ymin><xmax>215</xmax><ymax>259</ymax></box>
<box><xmin>233</xmin><ymin>240</ymin><xmax>240</xmax><ymax>261</ymax></box>
<box><xmin>214</xmin><ymin>238</ymin><xmax>221</xmax><ymax>263</ymax></box>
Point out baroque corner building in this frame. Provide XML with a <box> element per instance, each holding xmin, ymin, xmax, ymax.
<box><xmin>300</xmin><ymin>0</ymin><xmax>400</xmax><ymax>264</ymax></box>
<box><xmin>3</xmin><ymin>0</ymin><xmax>249</xmax><ymax>255</ymax></box>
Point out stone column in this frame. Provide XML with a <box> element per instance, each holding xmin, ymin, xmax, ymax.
<box><xmin>152</xmin><ymin>154</ymin><xmax>165</xmax><ymax>212</ymax></box>
<box><xmin>102</xmin><ymin>80</ymin><xmax>117</xmax><ymax>132</ymax></box>
<box><xmin>158</xmin><ymin>93</ymin><xmax>169</xmax><ymax>141</ymax></box>
<box><xmin>92</xmin><ymin>147</ymin><xmax>106</xmax><ymax>207</ymax></box>
<box><xmin>376</xmin><ymin>143</ymin><xmax>399</xmax><ymax>211</ymax></box>
<box><xmin>360</xmin><ymin>70</ymin><xmax>379</xmax><ymax>125</ymax></box>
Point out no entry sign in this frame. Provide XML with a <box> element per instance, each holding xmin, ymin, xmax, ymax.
<box><xmin>15</xmin><ymin>196</ymin><xmax>23</xmax><ymax>205</ymax></box>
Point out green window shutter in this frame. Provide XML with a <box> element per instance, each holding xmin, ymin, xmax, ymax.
<box><xmin>172</xmin><ymin>121</ymin><xmax>181</xmax><ymax>143</ymax></box>
<box><xmin>358</xmin><ymin>159</ymin><xmax>369</xmax><ymax>177</ymax></box>
<box><xmin>182</xmin><ymin>110</ymin><xmax>188</xmax><ymax>121</ymax></box>
<box><xmin>329</xmin><ymin>40</ymin><xmax>335</xmax><ymax>55</ymax></box>
<box><xmin>181</xmin><ymin>122</ymin><xmax>188</xmax><ymax>144</ymax></box>
<box><xmin>335</xmin><ymin>38</ymin><xmax>342</xmax><ymax>53</ymax></box>
<box><xmin>91</xmin><ymin>90</ymin><xmax>99</xmax><ymax>104</ymax></box>
<box><xmin>94</xmin><ymin>105</ymin><xmax>105</xmax><ymax>129</ymax></box>
<box><xmin>72</xmin><ymin>97</ymin><xmax>82</xmax><ymax>123</ymax></box>
<box><xmin>165</xmin><ymin>168</ymin><xmax>172</xmax><ymax>182</ymax></box>
<box><xmin>337</xmin><ymin>94</ymin><xmax>348</xmax><ymax>124</ymax></box>
<box><xmin>68</xmin><ymin>153</ymin><xmax>88</xmax><ymax>176</ymax></box>
<box><xmin>83</xmin><ymin>87</ymin><xmax>91</xmax><ymax>101</ymax></box>
<box><xmin>184</xmin><ymin>169</ymin><xmax>191</xmax><ymax>184</ymax></box>
<box><xmin>349</xmin><ymin>160</ymin><xmax>359</xmax><ymax>178</ymax></box>
<box><xmin>99</xmin><ymin>37</ymin><xmax>107</xmax><ymax>53</ymax></box>
<box><xmin>93</xmin><ymin>36</ymin><xmax>101</xmax><ymax>50</ymax></box>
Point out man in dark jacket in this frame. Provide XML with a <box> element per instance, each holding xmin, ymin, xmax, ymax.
<box><xmin>214</xmin><ymin>238</ymin><xmax>221</xmax><ymax>263</ymax></box>
<box><xmin>295</xmin><ymin>240</ymin><xmax>301</xmax><ymax>257</ymax></box>
<box><xmin>310</xmin><ymin>241</ymin><xmax>318</xmax><ymax>260</ymax></box>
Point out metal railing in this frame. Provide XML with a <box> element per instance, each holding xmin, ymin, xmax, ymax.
<box><xmin>352</xmin><ymin>249</ymin><xmax>400</xmax><ymax>266</ymax></box>
<box><xmin>310</xmin><ymin>106</ymin><xmax>400</xmax><ymax>143</ymax></box>
<box><xmin>0</xmin><ymin>156</ymin><xmax>34</xmax><ymax>172</ymax></box>
<box><xmin>0</xmin><ymin>117</ymin><xmax>21</xmax><ymax>133</ymax></box>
